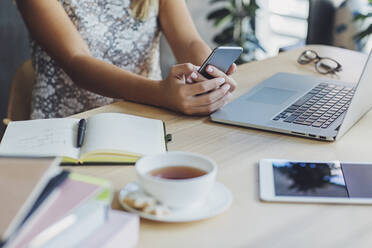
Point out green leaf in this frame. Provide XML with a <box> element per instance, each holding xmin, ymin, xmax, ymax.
<box><xmin>215</xmin><ymin>14</ymin><xmax>233</xmax><ymax>27</ymax></box>
<box><xmin>208</xmin><ymin>0</ymin><xmax>264</xmax><ymax>62</ymax></box>
<box><xmin>213</xmin><ymin>35</ymin><xmax>234</xmax><ymax>45</ymax></box>
<box><xmin>230</xmin><ymin>0</ymin><xmax>236</xmax><ymax>8</ymax></box>
<box><xmin>242</xmin><ymin>33</ymin><xmax>266</xmax><ymax>52</ymax></box>
<box><xmin>209</xmin><ymin>0</ymin><xmax>229</xmax><ymax>4</ymax></box>
<box><xmin>243</xmin><ymin>0</ymin><xmax>259</xmax><ymax>17</ymax></box>
<box><xmin>213</xmin><ymin>25</ymin><xmax>234</xmax><ymax>45</ymax></box>
<box><xmin>245</xmin><ymin>38</ymin><xmax>266</xmax><ymax>52</ymax></box>
<box><xmin>353</xmin><ymin>13</ymin><xmax>372</xmax><ymax>21</ymax></box>
<box><xmin>207</xmin><ymin>8</ymin><xmax>231</xmax><ymax>20</ymax></box>
<box><xmin>354</xmin><ymin>24</ymin><xmax>372</xmax><ymax>41</ymax></box>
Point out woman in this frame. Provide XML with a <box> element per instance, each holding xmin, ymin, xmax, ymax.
<box><xmin>16</xmin><ymin>0</ymin><xmax>237</xmax><ymax>119</ymax></box>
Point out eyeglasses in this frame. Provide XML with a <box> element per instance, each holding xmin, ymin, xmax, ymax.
<box><xmin>297</xmin><ymin>50</ymin><xmax>342</xmax><ymax>75</ymax></box>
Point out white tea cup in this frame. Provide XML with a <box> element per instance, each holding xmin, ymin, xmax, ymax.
<box><xmin>135</xmin><ymin>151</ymin><xmax>217</xmax><ymax>209</ymax></box>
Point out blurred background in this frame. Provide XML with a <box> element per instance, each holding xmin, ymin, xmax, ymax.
<box><xmin>161</xmin><ymin>0</ymin><xmax>372</xmax><ymax>72</ymax></box>
<box><xmin>1</xmin><ymin>0</ymin><xmax>371</xmax><ymax>136</ymax></box>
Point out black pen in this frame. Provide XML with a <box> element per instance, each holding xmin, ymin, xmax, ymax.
<box><xmin>76</xmin><ymin>119</ymin><xmax>86</xmax><ymax>148</ymax></box>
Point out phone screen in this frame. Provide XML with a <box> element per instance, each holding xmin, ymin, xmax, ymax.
<box><xmin>272</xmin><ymin>161</ymin><xmax>372</xmax><ymax>198</ymax></box>
<box><xmin>198</xmin><ymin>47</ymin><xmax>242</xmax><ymax>79</ymax></box>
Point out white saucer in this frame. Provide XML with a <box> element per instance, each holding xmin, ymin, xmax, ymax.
<box><xmin>118</xmin><ymin>182</ymin><xmax>232</xmax><ymax>223</ymax></box>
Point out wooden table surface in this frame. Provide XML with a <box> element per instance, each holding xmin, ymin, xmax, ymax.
<box><xmin>68</xmin><ymin>45</ymin><xmax>372</xmax><ymax>248</ymax></box>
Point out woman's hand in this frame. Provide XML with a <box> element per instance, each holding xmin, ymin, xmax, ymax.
<box><xmin>160</xmin><ymin>63</ymin><xmax>232</xmax><ymax>115</ymax></box>
<box><xmin>186</xmin><ymin>63</ymin><xmax>237</xmax><ymax>92</ymax></box>
<box><xmin>204</xmin><ymin>64</ymin><xmax>237</xmax><ymax>92</ymax></box>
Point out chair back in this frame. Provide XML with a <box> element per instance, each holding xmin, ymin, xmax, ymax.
<box><xmin>4</xmin><ymin>60</ymin><xmax>35</xmax><ymax>124</ymax></box>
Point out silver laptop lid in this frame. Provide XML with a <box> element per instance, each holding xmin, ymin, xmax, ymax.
<box><xmin>337</xmin><ymin>50</ymin><xmax>372</xmax><ymax>140</ymax></box>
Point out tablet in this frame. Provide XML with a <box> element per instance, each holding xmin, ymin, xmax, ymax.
<box><xmin>259</xmin><ymin>159</ymin><xmax>372</xmax><ymax>204</ymax></box>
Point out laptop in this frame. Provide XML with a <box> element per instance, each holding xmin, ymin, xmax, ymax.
<box><xmin>211</xmin><ymin>50</ymin><xmax>372</xmax><ymax>141</ymax></box>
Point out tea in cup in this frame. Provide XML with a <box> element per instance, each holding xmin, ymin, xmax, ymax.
<box><xmin>135</xmin><ymin>151</ymin><xmax>217</xmax><ymax>209</ymax></box>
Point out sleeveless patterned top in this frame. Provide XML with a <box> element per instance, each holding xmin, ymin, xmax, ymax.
<box><xmin>30</xmin><ymin>0</ymin><xmax>161</xmax><ymax>119</ymax></box>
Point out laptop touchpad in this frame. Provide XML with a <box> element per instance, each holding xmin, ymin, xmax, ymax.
<box><xmin>246</xmin><ymin>87</ymin><xmax>297</xmax><ymax>105</ymax></box>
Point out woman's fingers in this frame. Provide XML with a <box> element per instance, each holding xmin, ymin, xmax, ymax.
<box><xmin>205</xmin><ymin>65</ymin><xmax>237</xmax><ymax>92</ymax></box>
<box><xmin>191</xmin><ymin>83</ymin><xmax>231</xmax><ymax>107</ymax></box>
<box><xmin>186</xmin><ymin>70</ymin><xmax>207</xmax><ymax>83</ymax></box>
<box><xmin>188</xmin><ymin>77</ymin><xmax>225</xmax><ymax>95</ymax></box>
<box><xmin>226</xmin><ymin>63</ymin><xmax>237</xmax><ymax>75</ymax></box>
<box><xmin>191</xmin><ymin>92</ymin><xmax>232</xmax><ymax>115</ymax></box>
<box><xmin>170</xmin><ymin>63</ymin><xmax>199</xmax><ymax>79</ymax></box>
<box><xmin>185</xmin><ymin>64</ymin><xmax>236</xmax><ymax>83</ymax></box>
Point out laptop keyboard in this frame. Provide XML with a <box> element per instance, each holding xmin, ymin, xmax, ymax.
<box><xmin>273</xmin><ymin>83</ymin><xmax>355</xmax><ymax>128</ymax></box>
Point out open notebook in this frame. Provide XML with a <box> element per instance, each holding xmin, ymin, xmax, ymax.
<box><xmin>0</xmin><ymin>113</ymin><xmax>168</xmax><ymax>164</ymax></box>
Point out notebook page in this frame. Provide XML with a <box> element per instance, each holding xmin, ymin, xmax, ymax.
<box><xmin>80</xmin><ymin>113</ymin><xmax>165</xmax><ymax>158</ymax></box>
<box><xmin>0</xmin><ymin>118</ymin><xmax>80</xmax><ymax>159</ymax></box>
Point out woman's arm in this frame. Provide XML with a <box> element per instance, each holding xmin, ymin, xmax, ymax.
<box><xmin>159</xmin><ymin>0</ymin><xmax>211</xmax><ymax>65</ymax></box>
<box><xmin>159</xmin><ymin>0</ymin><xmax>237</xmax><ymax>90</ymax></box>
<box><xmin>16</xmin><ymin>0</ymin><xmax>230</xmax><ymax>115</ymax></box>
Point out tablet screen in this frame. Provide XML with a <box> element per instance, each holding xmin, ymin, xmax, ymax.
<box><xmin>273</xmin><ymin>161</ymin><xmax>372</xmax><ymax>198</ymax></box>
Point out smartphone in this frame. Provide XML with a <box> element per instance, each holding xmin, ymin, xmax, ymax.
<box><xmin>259</xmin><ymin>158</ymin><xmax>372</xmax><ymax>204</ymax></box>
<box><xmin>198</xmin><ymin>46</ymin><xmax>243</xmax><ymax>79</ymax></box>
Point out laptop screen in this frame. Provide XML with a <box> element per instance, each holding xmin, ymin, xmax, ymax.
<box><xmin>337</xmin><ymin>50</ymin><xmax>372</xmax><ymax>139</ymax></box>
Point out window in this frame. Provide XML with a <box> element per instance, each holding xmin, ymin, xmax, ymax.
<box><xmin>256</xmin><ymin>0</ymin><xmax>309</xmax><ymax>59</ymax></box>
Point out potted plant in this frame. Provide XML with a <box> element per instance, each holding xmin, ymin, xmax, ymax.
<box><xmin>207</xmin><ymin>0</ymin><xmax>265</xmax><ymax>64</ymax></box>
<box><xmin>354</xmin><ymin>0</ymin><xmax>372</xmax><ymax>44</ymax></box>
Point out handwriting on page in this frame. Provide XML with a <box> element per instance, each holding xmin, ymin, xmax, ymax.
<box><xmin>12</xmin><ymin>127</ymin><xmax>73</xmax><ymax>150</ymax></box>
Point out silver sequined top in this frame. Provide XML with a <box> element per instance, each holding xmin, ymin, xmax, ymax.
<box><xmin>30</xmin><ymin>0</ymin><xmax>161</xmax><ymax>119</ymax></box>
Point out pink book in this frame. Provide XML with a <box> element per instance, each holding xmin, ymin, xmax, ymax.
<box><xmin>76</xmin><ymin>210</ymin><xmax>139</xmax><ymax>248</ymax></box>
<box><xmin>7</xmin><ymin>178</ymin><xmax>103</xmax><ymax>248</ymax></box>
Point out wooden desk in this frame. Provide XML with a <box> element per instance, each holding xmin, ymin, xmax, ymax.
<box><xmin>68</xmin><ymin>45</ymin><xmax>371</xmax><ymax>248</ymax></box>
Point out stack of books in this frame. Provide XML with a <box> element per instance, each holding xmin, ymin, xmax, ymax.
<box><xmin>0</xmin><ymin>157</ymin><xmax>139</xmax><ymax>248</ymax></box>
